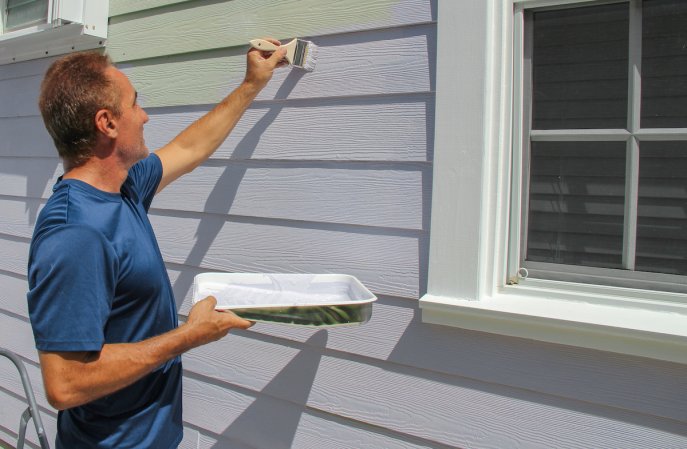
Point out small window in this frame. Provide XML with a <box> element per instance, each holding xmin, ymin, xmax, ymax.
<box><xmin>3</xmin><ymin>0</ymin><xmax>48</xmax><ymax>32</ymax></box>
<box><xmin>518</xmin><ymin>0</ymin><xmax>687</xmax><ymax>293</ymax></box>
<box><xmin>0</xmin><ymin>0</ymin><xmax>108</xmax><ymax>65</ymax></box>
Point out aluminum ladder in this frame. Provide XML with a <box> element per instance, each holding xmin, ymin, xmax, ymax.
<box><xmin>0</xmin><ymin>349</ymin><xmax>50</xmax><ymax>449</ymax></box>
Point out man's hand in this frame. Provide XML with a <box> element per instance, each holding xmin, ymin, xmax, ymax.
<box><xmin>185</xmin><ymin>296</ymin><xmax>254</xmax><ymax>345</ymax></box>
<box><xmin>243</xmin><ymin>37</ymin><xmax>288</xmax><ymax>92</ymax></box>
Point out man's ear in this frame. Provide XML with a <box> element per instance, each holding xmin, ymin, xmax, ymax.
<box><xmin>94</xmin><ymin>109</ymin><xmax>117</xmax><ymax>138</ymax></box>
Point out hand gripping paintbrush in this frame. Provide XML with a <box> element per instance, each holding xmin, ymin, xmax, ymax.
<box><xmin>249</xmin><ymin>38</ymin><xmax>317</xmax><ymax>72</ymax></box>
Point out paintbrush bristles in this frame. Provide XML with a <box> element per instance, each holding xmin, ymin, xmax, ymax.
<box><xmin>283</xmin><ymin>38</ymin><xmax>317</xmax><ymax>72</ymax></box>
<box><xmin>292</xmin><ymin>39</ymin><xmax>317</xmax><ymax>72</ymax></box>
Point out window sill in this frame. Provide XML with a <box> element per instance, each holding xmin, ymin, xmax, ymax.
<box><xmin>419</xmin><ymin>282</ymin><xmax>687</xmax><ymax>364</ymax></box>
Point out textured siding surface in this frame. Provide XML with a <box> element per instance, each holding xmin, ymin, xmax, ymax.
<box><xmin>1</xmin><ymin>0</ymin><xmax>687</xmax><ymax>448</ymax></box>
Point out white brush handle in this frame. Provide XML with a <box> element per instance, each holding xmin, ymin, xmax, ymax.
<box><xmin>249</xmin><ymin>39</ymin><xmax>280</xmax><ymax>52</ymax></box>
<box><xmin>249</xmin><ymin>38</ymin><xmax>298</xmax><ymax>65</ymax></box>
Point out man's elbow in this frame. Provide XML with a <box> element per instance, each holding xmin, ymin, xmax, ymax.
<box><xmin>38</xmin><ymin>350</ymin><xmax>96</xmax><ymax>410</ymax></box>
<box><xmin>44</xmin><ymin>382</ymin><xmax>81</xmax><ymax>410</ymax></box>
<box><xmin>46</xmin><ymin>395</ymin><xmax>70</xmax><ymax>411</ymax></box>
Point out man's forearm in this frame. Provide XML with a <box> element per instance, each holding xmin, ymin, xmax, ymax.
<box><xmin>173</xmin><ymin>81</ymin><xmax>261</xmax><ymax>162</ymax></box>
<box><xmin>39</xmin><ymin>321</ymin><xmax>209</xmax><ymax>410</ymax></box>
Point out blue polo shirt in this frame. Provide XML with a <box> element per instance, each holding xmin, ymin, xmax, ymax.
<box><xmin>27</xmin><ymin>154</ymin><xmax>182</xmax><ymax>449</ymax></box>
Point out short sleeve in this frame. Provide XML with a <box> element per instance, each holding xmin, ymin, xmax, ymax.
<box><xmin>127</xmin><ymin>153</ymin><xmax>163</xmax><ymax>210</ymax></box>
<box><xmin>27</xmin><ymin>224</ymin><xmax>118</xmax><ymax>352</ymax></box>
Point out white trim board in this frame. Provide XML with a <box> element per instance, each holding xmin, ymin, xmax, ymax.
<box><xmin>421</xmin><ymin>290</ymin><xmax>687</xmax><ymax>364</ymax></box>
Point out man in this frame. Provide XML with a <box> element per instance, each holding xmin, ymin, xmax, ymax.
<box><xmin>26</xmin><ymin>40</ymin><xmax>287</xmax><ymax>448</ymax></box>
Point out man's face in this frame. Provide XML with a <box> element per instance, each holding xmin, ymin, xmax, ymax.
<box><xmin>106</xmin><ymin>67</ymin><xmax>149</xmax><ymax>164</ymax></box>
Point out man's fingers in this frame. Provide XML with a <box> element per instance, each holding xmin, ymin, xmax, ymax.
<box><xmin>248</xmin><ymin>37</ymin><xmax>282</xmax><ymax>58</ymax></box>
<box><xmin>269</xmin><ymin>47</ymin><xmax>288</xmax><ymax>67</ymax></box>
<box><xmin>263</xmin><ymin>37</ymin><xmax>281</xmax><ymax>46</ymax></box>
<box><xmin>235</xmin><ymin>318</ymin><xmax>255</xmax><ymax>330</ymax></box>
<box><xmin>218</xmin><ymin>309</ymin><xmax>254</xmax><ymax>330</ymax></box>
<box><xmin>202</xmin><ymin>295</ymin><xmax>217</xmax><ymax>309</ymax></box>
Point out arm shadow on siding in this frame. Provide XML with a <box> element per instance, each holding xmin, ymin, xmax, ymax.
<box><xmin>212</xmin><ymin>330</ymin><xmax>327</xmax><ymax>449</ymax></box>
<box><xmin>171</xmin><ymin>69</ymin><xmax>306</xmax><ymax>309</ymax></box>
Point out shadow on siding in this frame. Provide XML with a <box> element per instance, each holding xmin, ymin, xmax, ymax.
<box><xmin>211</xmin><ymin>330</ymin><xmax>327</xmax><ymax>449</ymax></box>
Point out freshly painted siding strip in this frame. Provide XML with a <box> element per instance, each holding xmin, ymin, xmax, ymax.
<box><xmin>120</xmin><ymin>26</ymin><xmax>434</xmax><ymax>107</ymax></box>
<box><xmin>153</xmin><ymin>163</ymin><xmax>429</xmax><ymax>229</ymax></box>
<box><xmin>144</xmin><ymin>94</ymin><xmax>434</xmax><ymax>162</ymax></box>
<box><xmin>107</xmin><ymin>0</ymin><xmax>434</xmax><ymax>62</ymax></box>
<box><xmin>150</xmin><ymin>212</ymin><xmax>422</xmax><ymax>298</ymax></box>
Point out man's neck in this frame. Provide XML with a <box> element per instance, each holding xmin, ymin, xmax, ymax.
<box><xmin>63</xmin><ymin>158</ymin><xmax>129</xmax><ymax>194</ymax></box>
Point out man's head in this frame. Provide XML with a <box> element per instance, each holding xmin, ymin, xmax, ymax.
<box><xmin>38</xmin><ymin>52</ymin><xmax>122</xmax><ymax>168</ymax></box>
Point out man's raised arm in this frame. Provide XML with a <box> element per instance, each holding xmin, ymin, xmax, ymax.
<box><xmin>155</xmin><ymin>38</ymin><xmax>286</xmax><ymax>193</ymax></box>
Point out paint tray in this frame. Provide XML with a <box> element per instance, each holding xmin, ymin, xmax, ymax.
<box><xmin>192</xmin><ymin>273</ymin><xmax>377</xmax><ymax>327</ymax></box>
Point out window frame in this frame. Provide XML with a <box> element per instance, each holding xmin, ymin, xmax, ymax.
<box><xmin>0</xmin><ymin>0</ymin><xmax>108</xmax><ymax>65</ymax></box>
<box><xmin>419</xmin><ymin>0</ymin><xmax>687</xmax><ymax>364</ymax></box>
<box><xmin>517</xmin><ymin>0</ymin><xmax>687</xmax><ymax>293</ymax></box>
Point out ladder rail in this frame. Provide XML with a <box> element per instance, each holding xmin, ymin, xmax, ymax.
<box><xmin>0</xmin><ymin>349</ymin><xmax>50</xmax><ymax>449</ymax></box>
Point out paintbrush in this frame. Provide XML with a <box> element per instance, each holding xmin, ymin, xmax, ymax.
<box><xmin>249</xmin><ymin>38</ymin><xmax>317</xmax><ymax>72</ymax></box>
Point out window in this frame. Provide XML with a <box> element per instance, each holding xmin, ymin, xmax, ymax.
<box><xmin>0</xmin><ymin>0</ymin><xmax>108</xmax><ymax>65</ymax></box>
<box><xmin>420</xmin><ymin>0</ymin><xmax>687</xmax><ymax>364</ymax></box>
<box><xmin>3</xmin><ymin>0</ymin><xmax>49</xmax><ymax>31</ymax></box>
<box><xmin>518</xmin><ymin>0</ymin><xmax>687</xmax><ymax>294</ymax></box>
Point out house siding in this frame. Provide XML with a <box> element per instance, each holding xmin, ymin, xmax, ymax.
<box><xmin>0</xmin><ymin>0</ymin><xmax>686</xmax><ymax>448</ymax></box>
